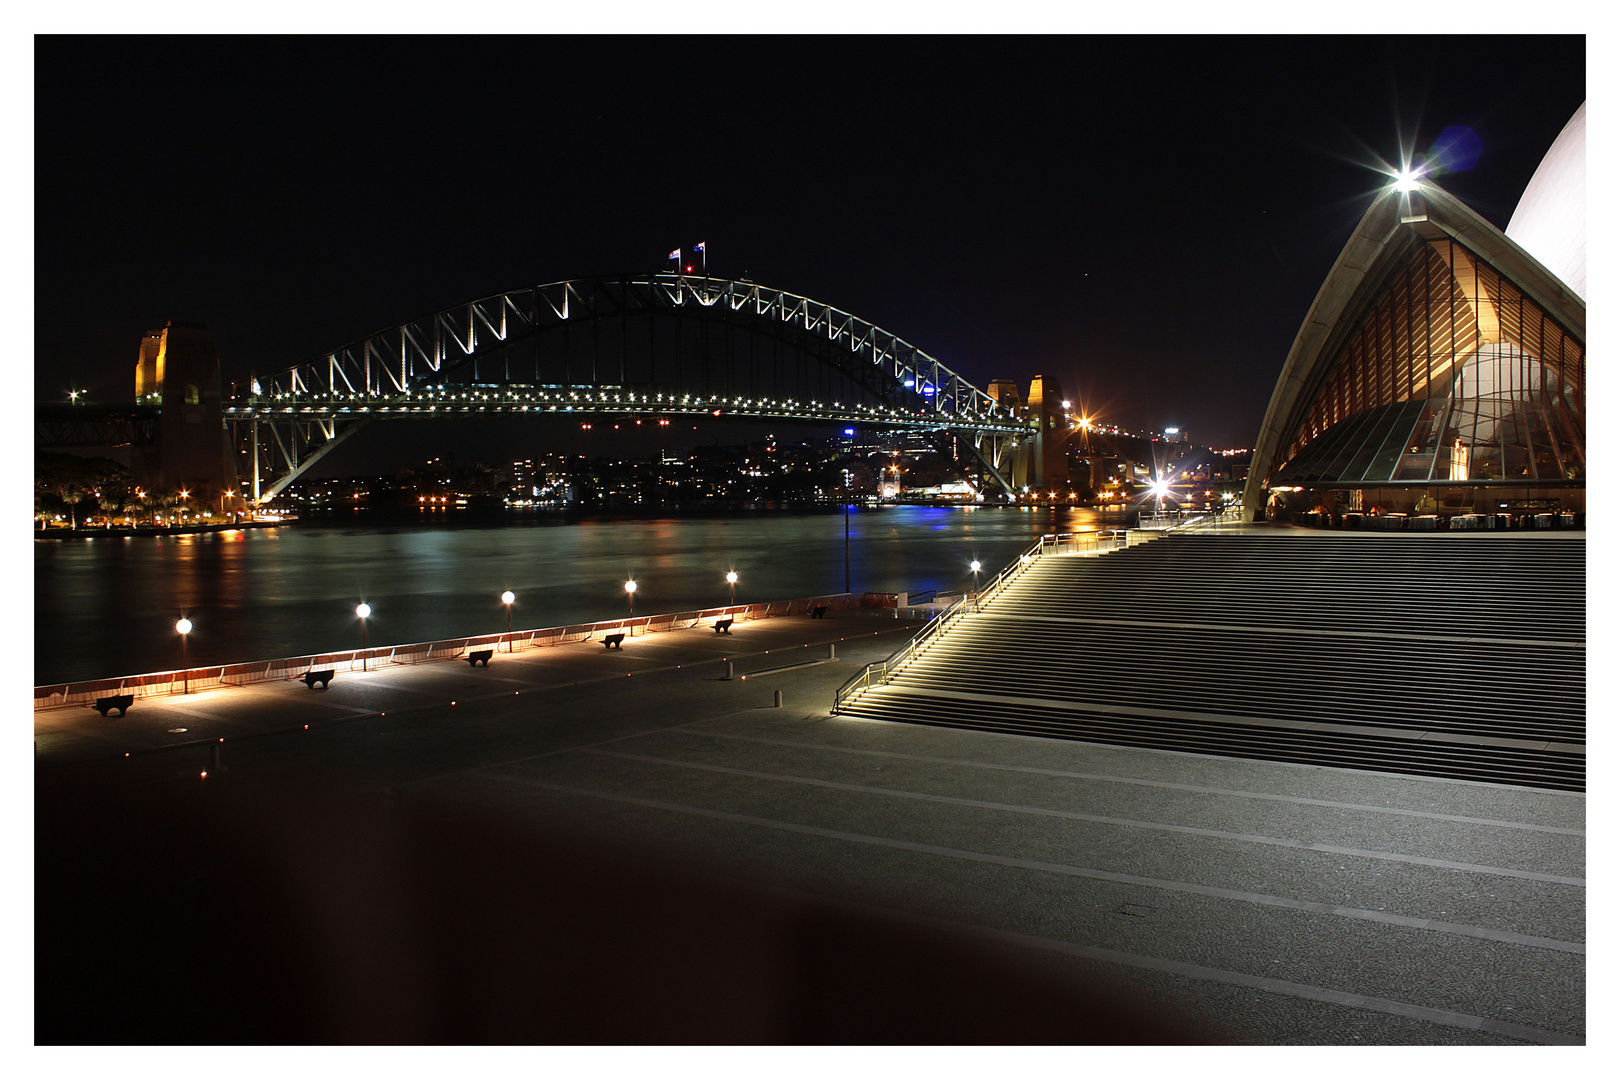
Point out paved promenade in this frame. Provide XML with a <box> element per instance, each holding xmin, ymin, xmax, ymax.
<box><xmin>35</xmin><ymin>607</ymin><xmax>1584</xmax><ymax>1045</ymax></box>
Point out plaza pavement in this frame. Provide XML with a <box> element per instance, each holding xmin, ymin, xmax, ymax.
<box><xmin>34</xmin><ymin>606</ymin><xmax>1584</xmax><ymax>1045</ymax></box>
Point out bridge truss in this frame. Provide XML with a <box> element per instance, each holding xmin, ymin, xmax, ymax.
<box><xmin>228</xmin><ymin>274</ymin><xmax>1029</xmax><ymax>502</ymax></box>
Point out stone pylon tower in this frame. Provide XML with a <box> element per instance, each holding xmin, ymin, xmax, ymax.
<box><xmin>989</xmin><ymin>375</ymin><xmax>1072</xmax><ymax>490</ymax></box>
<box><xmin>1026</xmin><ymin>374</ymin><xmax>1071</xmax><ymax>490</ymax></box>
<box><xmin>131</xmin><ymin>321</ymin><xmax>241</xmax><ymax>511</ymax></box>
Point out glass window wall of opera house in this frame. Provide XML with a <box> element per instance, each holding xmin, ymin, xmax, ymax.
<box><xmin>1244</xmin><ymin>105</ymin><xmax>1585</xmax><ymax>529</ymax></box>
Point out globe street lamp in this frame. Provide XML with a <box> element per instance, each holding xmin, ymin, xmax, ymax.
<box><xmin>970</xmin><ymin>560</ymin><xmax>982</xmax><ymax>610</ymax></box>
<box><xmin>726</xmin><ymin>571</ymin><xmax>738</xmax><ymax>607</ymax></box>
<box><xmin>625</xmin><ymin>579</ymin><xmax>637</xmax><ymax>617</ymax></box>
<box><xmin>175</xmin><ymin>618</ymin><xmax>192</xmax><ymax>694</ymax></box>
<box><xmin>355</xmin><ymin>603</ymin><xmax>371</xmax><ymax>670</ymax></box>
<box><xmin>501</xmin><ymin>590</ymin><xmax>516</xmax><ymax>650</ymax></box>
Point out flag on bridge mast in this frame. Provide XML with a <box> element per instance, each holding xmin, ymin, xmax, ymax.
<box><xmin>694</xmin><ymin>241</ymin><xmax>706</xmax><ymax>275</ymax></box>
<box><xmin>668</xmin><ymin>248</ymin><xmax>680</xmax><ymax>269</ymax></box>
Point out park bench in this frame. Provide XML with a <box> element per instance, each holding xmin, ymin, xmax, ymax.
<box><xmin>93</xmin><ymin>694</ymin><xmax>134</xmax><ymax>717</ymax></box>
<box><xmin>811</xmin><ymin>605</ymin><xmax>828</xmax><ymax>619</ymax></box>
<box><xmin>466</xmin><ymin>649</ymin><xmax>493</xmax><ymax>667</ymax></box>
<box><xmin>603</xmin><ymin>633</ymin><xmax>625</xmax><ymax>649</ymax></box>
<box><xmin>713</xmin><ymin>618</ymin><xmax>733</xmax><ymax>634</ymax></box>
<box><xmin>302</xmin><ymin>669</ymin><xmax>335</xmax><ymax>689</ymax></box>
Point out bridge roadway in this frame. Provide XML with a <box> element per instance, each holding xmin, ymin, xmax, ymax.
<box><xmin>36</xmin><ymin>607</ymin><xmax>1583</xmax><ymax>1045</ymax></box>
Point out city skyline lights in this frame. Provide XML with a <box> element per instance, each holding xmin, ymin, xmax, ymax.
<box><xmin>32</xmin><ymin>35</ymin><xmax>1584</xmax><ymax>471</ymax></box>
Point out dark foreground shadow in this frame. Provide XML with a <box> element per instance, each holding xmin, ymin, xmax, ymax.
<box><xmin>36</xmin><ymin>778</ymin><xmax>1224</xmax><ymax>1045</ymax></box>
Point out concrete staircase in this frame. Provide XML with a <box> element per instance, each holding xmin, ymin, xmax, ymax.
<box><xmin>837</xmin><ymin>532</ymin><xmax>1585</xmax><ymax>790</ymax></box>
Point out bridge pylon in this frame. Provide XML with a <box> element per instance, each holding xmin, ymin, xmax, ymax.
<box><xmin>129</xmin><ymin>322</ymin><xmax>244</xmax><ymax>512</ymax></box>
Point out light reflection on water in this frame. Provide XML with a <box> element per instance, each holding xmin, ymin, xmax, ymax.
<box><xmin>33</xmin><ymin>506</ymin><xmax>1119</xmax><ymax>684</ymax></box>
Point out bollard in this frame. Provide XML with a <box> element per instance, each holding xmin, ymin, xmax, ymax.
<box><xmin>211</xmin><ymin>740</ymin><xmax>222</xmax><ymax>772</ymax></box>
<box><xmin>774</xmin><ymin>690</ymin><xmax>783</xmax><ymax>708</ymax></box>
<box><xmin>723</xmin><ymin>661</ymin><xmax>734</xmax><ymax>680</ymax></box>
<box><xmin>828</xmin><ymin>643</ymin><xmax>837</xmax><ymax>660</ymax></box>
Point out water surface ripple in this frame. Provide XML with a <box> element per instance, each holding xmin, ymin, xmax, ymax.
<box><xmin>34</xmin><ymin>506</ymin><xmax>1116</xmax><ymax>684</ymax></box>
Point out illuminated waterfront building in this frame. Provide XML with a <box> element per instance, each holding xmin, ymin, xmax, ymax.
<box><xmin>1244</xmin><ymin>106</ymin><xmax>1585</xmax><ymax>523</ymax></box>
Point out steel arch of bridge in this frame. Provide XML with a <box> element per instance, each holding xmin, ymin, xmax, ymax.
<box><xmin>230</xmin><ymin>274</ymin><xmax>1028</xmax><ymax>501</ymax></box>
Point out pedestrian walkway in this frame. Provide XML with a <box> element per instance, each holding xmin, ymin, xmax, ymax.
<box><xmin>35</xmin><ymin>603</ymin><xmax>1584</xmax><ymax>1045</ymax></box>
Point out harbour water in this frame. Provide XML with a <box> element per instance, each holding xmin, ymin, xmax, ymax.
<box><xmin>34</xmin><ymin>505</ymin><xmax>1119</xmax><ymax>685</ymax></box>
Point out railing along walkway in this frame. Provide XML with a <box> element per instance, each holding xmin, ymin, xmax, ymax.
<box><xmin>833</xmin><ymin>529</ymin><xmax>1157</xmax><ymax>712</ymax></box>
<box><xmin>1136</xmin><ymin>503</ymin><xmax>1245</xmax><ymax>532</ymax></box>
<box><xmin>36</xmin><ymin>592</ymin><xmax>893</xmax><ymax>712</ymax></box>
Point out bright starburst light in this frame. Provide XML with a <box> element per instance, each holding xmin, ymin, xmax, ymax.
<box><xmin>1393</xmin><ymin>167</ymin><xmax>1423</xmax><ymax>192</ymax></box>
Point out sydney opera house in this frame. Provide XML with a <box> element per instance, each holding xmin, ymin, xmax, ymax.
<box><xmin>1242</xmin><ymin>104</ymin><xmax>1586</xmax><ymax>526</ymax></box>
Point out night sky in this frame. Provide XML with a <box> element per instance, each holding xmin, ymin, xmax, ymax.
<box><xmin>33</xmin><ymin>34</ymin><xmax>1586</xmax><ymax>471</ymax></box>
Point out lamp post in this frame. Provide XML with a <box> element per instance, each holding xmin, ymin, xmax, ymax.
<box><xmin>355</xmin><ymin>603</ymin><xmax>371</xmax><ymax>670</ymax></box>
<box><xmin>970</xmin><ymin>560</ymin><xmax>982</xmax><ymax>610</ymax></box>
<box><xmin>625</xmin><ymin>579</ymin><xmax>637</xmax><ymax>617</ymax></box>
<box><xmin>726</xmin><ymin>571</ymin><xmax>738</xmax><ymax>607</ymax></box>
<box><xmin>501</xmin><ymin>590</ymin><xmax>515</xmax><ymax>650</ymax></box>
<box><xmin>844</xmin><ymin>498</ymin><xmax>851</xmax><ymax>595</ymax></box>
<box><xmin>175</xmin><ymin>618</ymin><xmax>192</xmax><ymax>694</ymax></box>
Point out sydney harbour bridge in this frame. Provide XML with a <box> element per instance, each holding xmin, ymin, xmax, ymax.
<box><xmin>38</xmin><ymin>273</ymin><xmax>1056</xmax><ymax>505</ymax></box>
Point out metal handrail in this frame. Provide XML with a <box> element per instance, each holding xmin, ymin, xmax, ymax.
<box><xmin>832</xmin><ymin>660</ymin><xmax>889</xmax><ymax>710</ymax></box>
<box><xmin>1139</xmin><ymin>503</ymin><xmax>1243</xmax><ymax>532</ymax></box>
<box><xmin>975</xmin><ymin>535</ymin><xmax>1044</xmax><ymax>607</ymax></box>
<box><xmin>832</xmin><ymin>528</ymin><xmax>1150</xmax><ymax>713</ymax></box>
<box><xmin>833</xmin><ymin>594</ymin><xmax>971</xmax><ymax>713</ymax></box>
<box><xmin>888</xmin><ymin>593</ymin><xmax>969</xmax><ymax>669</ymax></box>
<box><xmin>1031</xmin><ymin>529</ymin><xmax>1133</xmax><ymax>556</ymax></box>
<box><xmin>834</xmin><ymin>533</ymin><xmax>1053</xmax><ymax>713</ymax></box>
